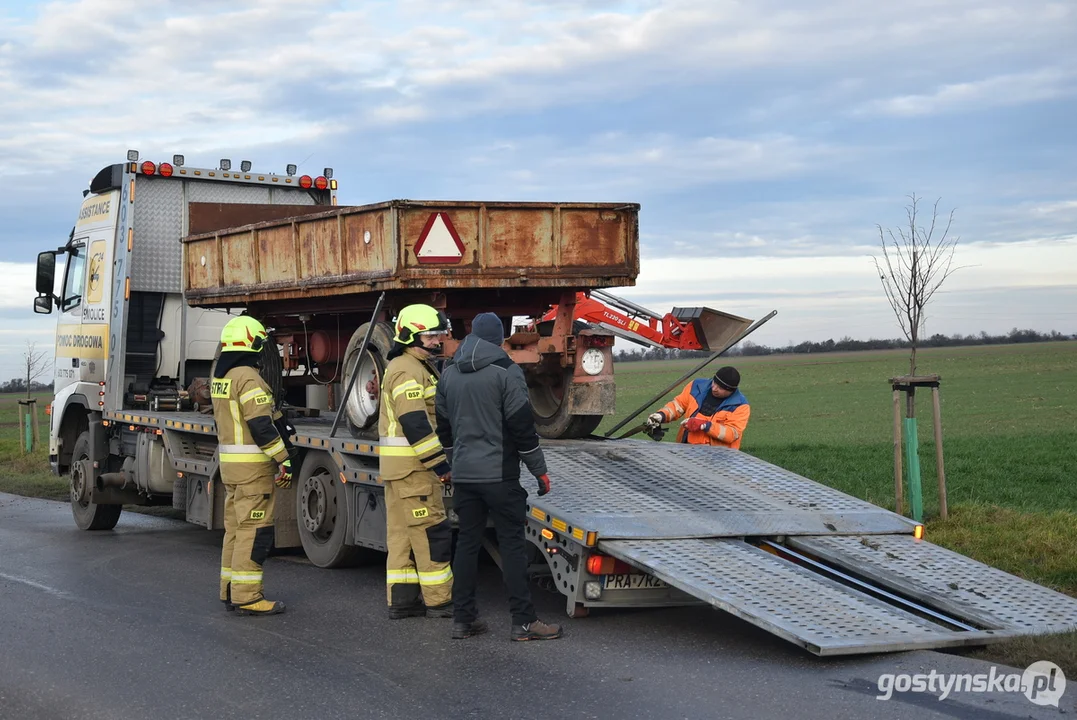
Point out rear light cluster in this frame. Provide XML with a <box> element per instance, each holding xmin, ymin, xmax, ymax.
<box><xmin>586</xmin><ymin>554</ymin><xmax>633</xmax><ymax>576</ymax></box>
<box><xmin>299</xmin><ymin>175</ymin><xmax>330</xmax><ymax>190</ymax></box>
<box><xmin>140</xmin><ymin>161</ymin><xmax>174</xmax><ymax>177</ymax></box>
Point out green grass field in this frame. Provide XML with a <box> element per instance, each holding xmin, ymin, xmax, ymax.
<box><xmin>2</xmin><ymin>342</ymin><xmax>1075</xmax><ymax>667</ymax></box>
<box><xmin>0</xmin><ymin>392</ymin><xmax>67</xmax><ymax>501</ymax></box>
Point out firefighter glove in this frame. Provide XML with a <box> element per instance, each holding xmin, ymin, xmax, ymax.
<box><xmin>683</xmin><ymin>416</ymin><xmax>711</xmax><ymax>433</ymax></box>
<box><xmin>647</xmin><ymin>412</ymin><xmax>665</xmax><ymax>426</ymax></box>
<box><xmin>275</xmin><ymin>459</ymin><xmax>293</xmax><ymax>489</ymax></box>
<box><xmin>439</xmin><ymin>470</ymin><xmax>452</xmax><ymax>484</ymax></box>
<box><xmin>536</xmin><ymin>474</ymin><xmax>551</xmax><ymax>497</ymax></box>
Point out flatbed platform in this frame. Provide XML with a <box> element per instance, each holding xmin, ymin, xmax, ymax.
<box><xmin>106</xmin><ymin>408</ymin><xmax>1077</xmax><ymax>656</ymax></box>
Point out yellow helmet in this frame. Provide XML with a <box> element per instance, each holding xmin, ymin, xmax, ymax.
<box><xmin>220</xmin><ymin>316</ymin><xmax>268</xmax><ymax>353</ymax></box>
<box><xmin>393</xmin><ymin>304</ymin><xmax>450</xmax><ymax>344</ymax></box>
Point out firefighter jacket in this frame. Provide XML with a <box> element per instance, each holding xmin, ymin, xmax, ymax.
<box><xmin>378</xmin><ymin>348</ymin><xmax>451</xmax><ymax>481</ymax></box>
<box><xmin>211</xmin><ymin>364</ymin><xmax>289</xmax><ymax>484</ymax></box>
<box><xmin>659</xmin><ymin>379</ymin><xmax>750</xmax><ymax>449</ymax></box>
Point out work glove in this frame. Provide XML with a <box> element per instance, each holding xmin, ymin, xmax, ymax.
<box><xmin>536</xmin><ymin>474</ymin><xmax>551</xmax><ymax>497</ymax></box>
<box><xmin>275</xmin><ymin>459</ymin><xmax>293</xmax><ymax>489</ymax></box>
<box><xmin>683</xmin><ymin>416</ymin><xmax>712</xmax><ymax>433</ymax></box>
<box><xmin>438</xmin><ymin>470</ymin><xmax>452</xmax><ymax>484</ymax></box>
<box><xmin>647</xmin><ymin>412</ymin><xmax>665</xmax><ymax>426</ymax></box>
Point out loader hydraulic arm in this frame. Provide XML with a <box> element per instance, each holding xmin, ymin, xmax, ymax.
<box><xmin>543</xmin><ymin>290</ymin><xmax>712</xmax><ymax>351</ymax></box>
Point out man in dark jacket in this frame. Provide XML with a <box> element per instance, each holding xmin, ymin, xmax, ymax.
<box><xmin>435</xmin><ymin>312</ymin><xmax>563</xmax><ymax>642</ymax></box>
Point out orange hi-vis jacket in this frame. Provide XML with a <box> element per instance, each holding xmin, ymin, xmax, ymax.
<box><xmin>658</xmin><ymin>379</ymin><xmax>750</xmax><ymax>449</ymax></box>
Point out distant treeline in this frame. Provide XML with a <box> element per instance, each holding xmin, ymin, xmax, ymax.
<box><xmin>0</xmin><ymin>380</ymin><xmax>54</xmax><ymax>394</ymax></box>
<box><xmin>614</xmin><ymin>328</ymin><xmax>1076</xmax><ymax>362</ymax></box>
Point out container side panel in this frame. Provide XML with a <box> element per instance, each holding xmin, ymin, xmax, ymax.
<box><xmin>343</xmin><ymin>210</ymin><xmax>392</xmax><ymax>277</ymax></box>
<box><xmin>257</xmin><ymin>225</ymin><xmax>297</xmax><ymax>285</ymax></box>
<box><xmin>221</xmin><ymin>233</ymin><xmax>257</xmax><ymax>287</ymax></box>
<box><xmin>402</xmin><ymin>207</ymin><xmax>480</xmax><ymax>267</ymax></box>
<box><xmin>301</xmin><ymin>217</ymin><xmax>341</xmax><ymax>278</ymax></box>
<box><xmin>560</xmin><ymin>209</ymin><xmax>628</xmax><ymax>268</ymax></box>
<box><xmin>485</xmin><ymin>209</ymin><xmax>554</xmax><ymax>269</ymax></box>
<box><xmin>186</xmin><ymin>238</ymin><xmax>219</xmax><ymax>291</ymax></box>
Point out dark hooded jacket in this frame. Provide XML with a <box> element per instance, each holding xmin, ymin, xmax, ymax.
<box><xmin>434</xmin><ymin>334</ymin><xmax>547</xmax><ymax>483</ymax></box>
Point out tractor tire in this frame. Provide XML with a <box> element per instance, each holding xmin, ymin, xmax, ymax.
<box><xmin>529</xmin><ymin>370</ymin><xmax>603</xmax><ymax>439</ymax></box>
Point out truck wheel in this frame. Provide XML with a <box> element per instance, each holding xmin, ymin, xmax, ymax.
<box><xmin>529</xmin><ymin>371</ymin><xmax>602</xmax><ymax>439</ymax></box>
<box><xmin>341</xmin><ymin>321</ymin><xmax>394</xmax><ymax>439</ymax></box>
<box><xmin>297</xmin><ymin>451</ymin><xmax>366</xmax><ymax>568</ymax></box>
<box><xmin>69</xmin><ymin>432</ymin><xmax>122</xmax><ymax>531</ymax></box>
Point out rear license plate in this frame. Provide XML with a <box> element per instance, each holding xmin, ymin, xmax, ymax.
<box><xmin>603</xmin><ymin>573</ymin><xmax>668</xmax><ymax>590</ymax></box>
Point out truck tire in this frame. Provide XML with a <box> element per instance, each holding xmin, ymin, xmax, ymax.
<box><xmin>341</xmin><ymin>322</ymin><xmax>394</xmax><ymax>439</ymax></box>
<box><xmin>297</xmin><ymin>451</ymin><xmax>368</xmax><ymax>568</ymax></box>
<box><xmin>69</xmin><ymin>432</ymin><xmax>122</xmax><ymax>531</ymax></box>
<box><xmin>529</xmin><ymin>371</ymin><xmax>602</xmax><ymax>439</ymax></box>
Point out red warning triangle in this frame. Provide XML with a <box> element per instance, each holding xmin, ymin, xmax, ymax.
<box><xmin>414</xmin><ymin>212</ymin><xmax>465</xmax><ymax>264</ymax></box>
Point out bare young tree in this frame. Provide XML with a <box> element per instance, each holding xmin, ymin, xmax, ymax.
<box><xmin>24</xmin><ymin>341</ymin><xmax>51</xmax><ymax>398</ymax></box>
<box><xmin>873</xmin><ymin>194</ymin><xmax>961</xmax><ymax>376</ymax></box>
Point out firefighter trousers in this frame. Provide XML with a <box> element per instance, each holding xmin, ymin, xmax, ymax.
<box><xmin>220</xmin><ymin>473</ymin><xmax>276</xmax><ymax>606</ymax></box>
<box><xmin>385</xmin><ymin>470</ymin><xmax>453</xmax><ymax>607</ymax></box>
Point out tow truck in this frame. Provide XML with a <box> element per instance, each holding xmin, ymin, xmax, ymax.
<box><xmin>33</xmin><ymin>151</ymin><xmax>1077</xmax><ymax>656</ymax></box>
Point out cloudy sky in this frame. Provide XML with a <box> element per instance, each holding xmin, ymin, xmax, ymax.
<box><xmin>1</xmin><ymin>0</ymin><xmax>1075</xmax><ymax>379</ymax></box>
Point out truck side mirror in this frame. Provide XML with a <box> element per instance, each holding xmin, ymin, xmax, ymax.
<box><xmin>33</xmin><ymin>295</ymin><xmax>53</xmax><ymax>314</ymax></box>
<box><xmin>36</xmin><ymin>251</ymin><xmax>56</xmax><ymax>295</ymax></box>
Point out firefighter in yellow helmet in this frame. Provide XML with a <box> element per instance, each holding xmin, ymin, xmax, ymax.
<box><xmin>379</xmin><ymin>304</ymin><xmax>455</xmax><ymax>619</ymax></box>
<box><xmin>211</xmin><ymin>315</ymin><xmax>295</xmax><ymax>616</ymax></box>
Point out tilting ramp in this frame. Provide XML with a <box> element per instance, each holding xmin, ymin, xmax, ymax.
<box><xmin>536</xmin><ymin>440</ymin><xmax>916</xmax><ymax>538</ymax></box>
<box><xmin>533</xmin><ymin>440</ymin><xmax>1077</xmax><ymax>655</ymax></box>
<box><xmin>601</xmin><ymin>538</ymin><xmax>998</xmax><ymax>656</ymax></box>
<box><xmin>790</xmin><ymin>535</ymin><xmax>1077</xmax><ymax>637</ymax></box>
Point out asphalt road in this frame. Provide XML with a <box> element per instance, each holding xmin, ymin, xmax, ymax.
<box><xmin>0</xmin><ymin>492</ymin><xmax>1069</xmax><ymax>720</ymax></box>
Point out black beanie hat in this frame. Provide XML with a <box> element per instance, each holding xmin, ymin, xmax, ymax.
<box><xmin>471</xmin><ymin>312</ymin><xmax>505</xmax><ymax>346</ymax></box>
<box><xmin>713</xmin><ymin>366</ymin><xmax>740</xmax><ymax>390</ymax></box>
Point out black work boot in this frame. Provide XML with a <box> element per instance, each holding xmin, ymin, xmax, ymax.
<box><xmin>511</xmin><ymin>619</ymin><xmax>563</xmax><ymax>641</ymax></box>
<box><xmin>388</xmin><ymin>603</ymin><xmax>427</xmax><ymax>620</ymax></box>
<box><xmin>452</xmin><ymin>619</ymin><xmax>488</xmax><ymax>639</ymax></box>
<box><xmin>426</xmin><ymin>602</ymin><xmax>453</xmax><ymax>619</ymax></box>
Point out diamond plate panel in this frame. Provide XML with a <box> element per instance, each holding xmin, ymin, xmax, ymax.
<box><xmin>132</xmin><ymin>178</ymin><xmax>185</xmax><ymax>292</ymax></box>
<box><xmin>132</xmin><ymin>179</ymin><xmax>318</xmax><ymax>293</ymax></box>
<box><xmin>602</xmin><ymin>538</ymin><xmax>994</xmax><ymax>655</ymax></box>
<box><xmin>791</xmin><ymin>535</ymin><xmax>1077</xmax><ymax>634</ymax></box>
<box><xmin>533</xmin><ymin>439</ymin><xmax>909</xmax><ymax>538</ymax></box>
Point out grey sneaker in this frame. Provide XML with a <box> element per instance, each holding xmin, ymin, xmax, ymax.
<box><xmin>511</xmin><ymin>619</ymin><xmax>563</xmax><ymax>641</ymax></box>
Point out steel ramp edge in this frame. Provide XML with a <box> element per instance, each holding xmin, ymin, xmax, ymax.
<box><xmin>600</xmin><ymin>538</ymin><xmax>1001</xmax><ymax>656</ymax></box>
<box><xmin>790</xmin><ymin>535</ymin><xmax>1077</xmax><ymax>638</ymax></box>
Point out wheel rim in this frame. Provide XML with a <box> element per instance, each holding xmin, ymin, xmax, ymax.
<box><xmin>300</xmin><ymin>469</ymin><xmax>337</xmax><ymax>542</ymax></box>
<box><xmin>71</xmin><ymin>453</ymin><xmax>90</xmax><ymax>507</ymax></box>
<box><xmin>344</xmin><ymin>350</ymin><xmax>381</xmax><ymax>429</ymax></box>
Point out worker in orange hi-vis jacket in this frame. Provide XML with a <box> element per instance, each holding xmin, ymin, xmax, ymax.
<box><xmin>648</xmin><ymin>366</ymin><xmax>750</xmax><ymax>449</ymax></box>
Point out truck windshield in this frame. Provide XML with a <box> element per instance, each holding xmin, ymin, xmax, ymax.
<box><xmin>61</xmin><ymin>242</ymin><xmax>86</xmax><ymax>313</ymax></box>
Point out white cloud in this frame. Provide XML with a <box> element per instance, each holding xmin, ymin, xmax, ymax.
<box><xmin>856</xmin><ymin>67</ymin><xmax>1075</xmax><ymax>117</ymax></box>
<box><xmin>0</xmin><ymin>262</ymin><xmax>39</xmax><ymax>310</ymax></box>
